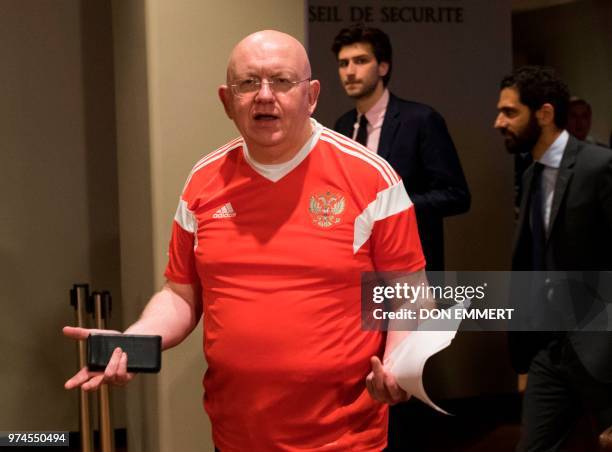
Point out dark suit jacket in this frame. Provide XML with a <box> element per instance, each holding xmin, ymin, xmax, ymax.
<box><xmin>334</xmin><ymin>94</ymin><xmax>470</xmax><ymax>270</ymax></box>
<box><xmin>510</xmin><ymin>135</ymin><xmax>612</xmax><ymax>382</ymax></box>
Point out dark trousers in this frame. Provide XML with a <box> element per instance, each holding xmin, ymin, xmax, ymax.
<box><xmin>386</xmin><ymin>398</ymin><xmax>440</xmax><ymax>451</ymax></box>
<box><xmin>519</xmin><ymin>339</ymin><xmax>612</xmax><ymax>451</ymax></box>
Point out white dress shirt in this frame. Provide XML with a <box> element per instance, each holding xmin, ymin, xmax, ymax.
<box><xmin>351</xmin><ymin>89</ymin><xmax>390</xmax><ymax>153</ymax></box>
<box><xmin>536</xmin><ymin>130</ymin><xmax>569</xmax><ymax>233</ymax></box>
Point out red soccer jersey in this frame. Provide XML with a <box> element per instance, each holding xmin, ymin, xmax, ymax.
<box><xmin>165</xmin><ymin>120</ymin><xmax>425</xmax><ymax>451</ymax></box>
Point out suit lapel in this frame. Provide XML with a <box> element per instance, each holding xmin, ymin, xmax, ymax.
<box><xmin>513</xmin><ymin>163</ymin><xmax>535</xmax><ymax>258</ymax></box>
<box><xmin>378</xmin><ymin>94</ymin><xmax>401</xmax><ymax>159</ymax></box>
<box><xmin>338</xmin><ymin>110</ymin><xmax>357</xmax><ymax>138</ymax></box>
<box><xmin>546</xmin><ymin>136</ymin><xmax>578</xmax><ymax>242</ymax></box>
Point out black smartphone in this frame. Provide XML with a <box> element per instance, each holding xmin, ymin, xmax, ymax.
<box><xmin>87</xmin><ymin>333</ymin><xmax>162</xmax><ymax>373</ymax></box>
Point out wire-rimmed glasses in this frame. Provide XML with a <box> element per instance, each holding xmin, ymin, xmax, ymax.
<box><xmin>230</xmin><ymin>77</ymin><xmax>311</xmax><ymax>97</ymax></box>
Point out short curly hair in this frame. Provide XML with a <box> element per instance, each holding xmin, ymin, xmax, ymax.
<box><xmin>500</xmin><ymin>66</ymin><xmax>570</xmax><ymax>129</ymax></box>
<box><xmin>331</xmin><ymin>25</ymin><xmax>392</xmax><ymax>87</ymax></box>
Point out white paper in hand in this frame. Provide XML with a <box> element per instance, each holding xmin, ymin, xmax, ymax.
<box><xmin>385</xmin><ymin>301</ymin><xmax>466</xmax><ymax>415</ymax></box>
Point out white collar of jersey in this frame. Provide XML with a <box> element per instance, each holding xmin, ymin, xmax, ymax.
<box><xmin>242</xmin><ymin>118</ymin><xmax>323</xmax><ymax>182</ymax></box>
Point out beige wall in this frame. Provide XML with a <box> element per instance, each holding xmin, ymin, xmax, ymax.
<box><xmin>0</xmin><ymin>0</ymin><xmax>123</xmax><ymax>432</ymax></box>
<box><xmin>112</xmin><ymin>1</ymin><xmax>306</xmax><ymax>450</ymax></box>
<box><xmin>111</xmin><ymin>0</ymin><xmax>156</xmax><ymax>449</ymax></box>
<box><xmin>0</xmin><ymin>0</ymin><xmax>87</xmax><ymax>431</ymax></box>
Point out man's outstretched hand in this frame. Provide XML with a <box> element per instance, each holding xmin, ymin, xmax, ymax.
<box><xmin>365</xmin><ymin>356</ymin><xmax>410</xmax><ymax>405</ymax></box>
<box><xmin>63</xmin><ymin>326</ymin><xmax>134</xmax><ymax>391</ymax></box>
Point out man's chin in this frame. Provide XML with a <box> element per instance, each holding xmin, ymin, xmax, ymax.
<box><xmin>504</xmin><ymin>141</ymin><xmax>530</xmax><ymax>155</ymax></box>
<box><xmin>504</xmin><ymin>145</ymin><xmax>520</xmax><ymax>155</ymax></box>
<box><xmin>248</xmin><ymin>130</ymin><xmax>284</xmax><ymax>147</ymax></box>
<box><xmin>344</xmin><ymin>87</ymin><xmax>363</xmax><ymax>98</ymax></box>
<box><xmin>503</xmin><ymin>138</ymin><xmax>517</xmax><ymax>153</ymax></box>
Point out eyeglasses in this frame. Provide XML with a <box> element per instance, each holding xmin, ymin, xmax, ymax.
<box><xmin>230</xmin><ymin>77</ymin><xmax>311</xmax><ymax>96</ymax></box>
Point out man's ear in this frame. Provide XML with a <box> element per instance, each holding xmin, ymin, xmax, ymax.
<box><xmin>378</xmin><ymin>61</ymin><xmax>389</xmax><ymax>79</ymax></box>
<box><xmin>308</xmin><ymin>79</ymin><xmax>321</xmax><ymax>115</ymax></box>
<box><xmin>536</xmin><ymin>103</ymin><xmax>555</xmax><ymax>127</ymax></box>
<box><xmin>218</xmin><ymin>85</ymin><xmax>233</xmax><ymax>119</ymax></box>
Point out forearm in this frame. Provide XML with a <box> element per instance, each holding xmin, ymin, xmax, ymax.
<box><xmin>384</xmin><ymin>330</ymin><xmax>410</xmax><ymax>362</ymax></box>
<box><xmin>381</xmin><ymin>269</ymin><xmax>436</xmax><ymax>361</ymax></box>
<box><xmin>124</xmin><ymin>282</ymin><xmax>201</xmax><ymax>350</ymax></box>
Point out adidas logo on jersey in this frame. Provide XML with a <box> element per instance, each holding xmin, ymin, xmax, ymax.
<box><xmin>212</xmin><ymin>203</ymin><xmax>236</xmax><ymax>218</ymax></box>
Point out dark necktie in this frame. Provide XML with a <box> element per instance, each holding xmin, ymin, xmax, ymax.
<box><xmin>356</xmin><ymin>114</ymin><xmax>368</xmax><ymax>146</ymax></box>
<box><xmin>530</xmin><ymin>162</ymin><xmax>546</xmax><ymax>270</ymax></box>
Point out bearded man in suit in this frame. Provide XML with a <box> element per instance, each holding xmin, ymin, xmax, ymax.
<box><xmin>495</xmin><ymin>65</ymin><xmax>612</xmax><ymax>451</ymax></box>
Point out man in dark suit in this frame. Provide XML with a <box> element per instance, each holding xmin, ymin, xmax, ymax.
<box><xmin>495</xmin><ymin>65</ymin><xmax>612</xmax><ymax>451</ymax></box>
<box><xmin>332</xmin><ymin>25</ymin><xmax>470</xmax><ymax>272</ymax></box>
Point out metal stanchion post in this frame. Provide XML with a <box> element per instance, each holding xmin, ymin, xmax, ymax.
<box><xmin>70</xmin><ymin>284</ymin><xmax>93</xmax><ymax>452</ymax></box>
<box><xmin>92</xmin><ymin>291</ymin><xmax>114</xmax><ymax>452</ymax></box>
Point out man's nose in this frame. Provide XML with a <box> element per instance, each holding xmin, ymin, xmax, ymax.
<box><xmin>494</xmin><ymin>113</ymin><xmax>505</xmax><ymax>129</ymax></box>
<box><xmin>255</xmin><ymin>81</ymin><xmax>274</xmax><ymax>102</ymax></box>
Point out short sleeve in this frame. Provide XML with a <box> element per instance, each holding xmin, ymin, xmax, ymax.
<box><xmin>164</xmin><ymin>198</ymin><xmax>198</xmax><ymax>284</ymax></box>
<box><xmin>368</xmin><ymin>182</ymin><xmax>426</xmax><ymax>272</ymax></box>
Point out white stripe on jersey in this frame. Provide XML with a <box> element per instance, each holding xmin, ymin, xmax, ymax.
<box><xmin>353</xmin><ymin>181</ymin><xmax>413</xmax><ymax>254</ymax></box>
<box><xmin>321</xmin><ymin>128</ymin><xmax>399</xmax><ymax>181</ymax></box>
<box><xmin>174</xmin><ymin>199</ymin><xmax>197</xmax><ymax>234</ymax></box>
<box><xmin>183</xmin><ymin>138</ymin><xmax>244</xmax><ymax>190</ymax></box>
<box><xmin>320</xmin><ymin>129</ymin><xmax>399</xmax><ymax>187</ymax></box>
<box><xmin>192</xmin><ymin>136</ymin><xmax>243</xmax><ymax>170</ymax></box>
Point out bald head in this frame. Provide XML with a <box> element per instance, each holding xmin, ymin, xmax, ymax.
<box><xmin>218</xmin><ymin>30</ymin><xmax>320</xmax><ymax>165</ymax></box>
<box><xmin>226</xmin><ymin>30</ymin><xmax>311</xmax><ymax>83</ymax></box>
